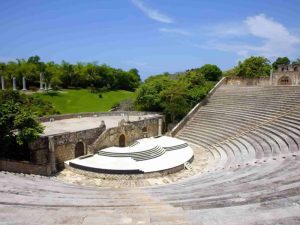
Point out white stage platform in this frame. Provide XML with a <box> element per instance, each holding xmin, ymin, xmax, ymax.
<box><xmin>67</xmin><ymin>136</ymin><xmax>194</xmax><ymax>174</ymax></box>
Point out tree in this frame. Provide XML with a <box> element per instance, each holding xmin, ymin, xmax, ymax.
<box><xmin>236</xmin><ymin>56</ymin><xmax>271</xmax><ymax>78</ymax></box>
<box><xmin>198</xmin><ymin>64</ymin><xmax>222</xmax><ymax>81</ymax></box>
<box><xmin>0</xmin><ymin>56</ymin><xmax>142</xmax><ymax>91</ymax></box>
<box><xmin>16</xmin><ymin>59</ymin><xmax>39</xmax><ymax>87</ymax></box>
<box><xmin>292</xmin><ymin>58</ymin><xmax>300</xmax><ymax>65</ymax></box>
<box><xmin>0</xmin><ymin>90</ymin><xmax>44</xmax><ymax>160</ymax></box>
<box><xmin>135</xmin><ymin>74</ymin><xmax>172</xmax><ymax>112</ymax></box>
<box><xmin>272</xmin><ymin>57</ymin><xmax>290</xmax><ymax>69</ymax></box>
<box><xmin>160</xmin><ymin>82</ymin><xmax>189</xmax><ymax>123</ymax></box>
<box><xmin>135</xmin><ymin>71</ymin><xmax>214</xmax><ymax>123</ymax></box>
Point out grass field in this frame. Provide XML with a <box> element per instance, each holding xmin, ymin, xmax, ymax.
<box><xmin>33</xmin><ymin>89</ymin><xmax>136</xmax><ymax>114</ymax></box>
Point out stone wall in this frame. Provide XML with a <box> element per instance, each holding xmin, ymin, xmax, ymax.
<box><xmin>224</xmin><ymin>77</ymin><xmax>271</xmax><ymax>86</ymax></box>
<box><xmin>24</xmin><ymin>113</ymin><xmax>164</xmax><ymax>175</ymax></box>
<box><xmin>89</xmin><ymin>117</ymin><xmax>163</xmax><ymax>153</ymax></box>
<box><xmin>271</xmin><ymin>71</ymin><xmax>300</xmax><ymax>85</ymax></box>
<box><xmin>0</xmin><ymin>159</ymin><xmax>52</xmax><ymax>176</ymax></box>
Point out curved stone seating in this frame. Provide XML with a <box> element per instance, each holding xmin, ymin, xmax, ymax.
<box><xmin>1</xmin><ymin>85</ymin><xmax>300</xmax><ymax>224</ymax></box>
<box><xmin>177</xmin><ymin>86</ymin><xmax>300</xmax><ymax>165</ymax></box>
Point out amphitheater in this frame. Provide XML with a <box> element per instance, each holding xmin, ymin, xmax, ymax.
<box><xmin>1</xmin><ymin>68</ymin><xmax>300</xmax><ymax>224</ymax></box>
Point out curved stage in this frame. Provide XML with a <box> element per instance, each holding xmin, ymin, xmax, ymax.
<box><xmin>67</xmin><ymin>136</ymin><xmax>194</xmax><ymax>174</ymax></box>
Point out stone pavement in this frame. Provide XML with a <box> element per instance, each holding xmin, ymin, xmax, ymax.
<box><xmin>42</xmin><ymin>114</ymin><xmax>158</xmax><ymax>136</ymax></box>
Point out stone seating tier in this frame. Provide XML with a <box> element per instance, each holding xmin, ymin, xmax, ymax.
<box><xmin>1</xmin><ymin>84</ymin><xmax>300</xmax><ymax>224</ymax></box>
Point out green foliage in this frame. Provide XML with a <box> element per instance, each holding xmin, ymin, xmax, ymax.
<box><xmin>135</xmin><ymin>70</ymin><xmax>215</xmax><ymax>123</ymax></box>
<box><xmin>26</xmin><ymin>95</ymin><xmax>60</xmax><ymax>116</ymax></box>
<box><xmin>0</xmin><ymin>55</ymin><xmax>141</xmax><ymax>91</ymax></box>
<box><xmin>226</xmin><ymin>56</ymin><xmax>272</xmax><ymax>78</ymax></box>
<box><xmin>0</xmin><ymin>90</ymin><xmax>44</xmax><ymax>160</ymax></box>
<box><xmin>272</xmin><ymin>57</ymin><xmax>290</xmax><ymax>69</ymax></box>
<box><xmin>160</xmin><ymin>82</ymin><xmax>190</xmax><ymax>122</ymax></box>
<box><xmin>292</xmin><ymin>58</ymin><xmax>300</xmax><ymax>65</ymax></box>
<box><xmin>222</xmin><ymin>68</ymin><xmax>238</xmax><ymax>77</ymax></box>
<box><xmin>135</xmin><ymin>75</ymin><xmax>173</xmax><ymax>112</ymax></box>
<box><xmin>198</xmin><ymin>64</ymin><xmax>222</xmax><ymax>81</ymax></box>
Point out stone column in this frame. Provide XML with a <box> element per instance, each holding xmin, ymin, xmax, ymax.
<box><xmin>22</xmin><ymin>76</ymin><xmax>27</xmax><ymax>91</ymax></box>
<box><xmin>1</xmin><ymin>76</ymin><xmax>4</xmax><ymax>90</ymax></box>
<box><xmin>12</xmin><ymin>77</ymin><xmax>16</xmax><ymax>91</ymax></box>
<box><xmin>48</xmin><ymin>136</ymin><xmax>57</xmax><ymax>174</ymax></box>
<box><xmin>158</xmin><ymin>118</ymin><xmax>162</xmax><ymax>136</ymax></box>
<box><xmin>48</xmin><ymin>83</ymin><xmax>52</xmax><ymax>90</ymax></box>
<box><xmin>40</xmin><ymin>73</ymin><xmax>44</xmax><ymax>90</ymax></box>
<box><xmin>44</xmin><ymin>82</ymin><xmax>48</xmax><ymax>91</ymax></box>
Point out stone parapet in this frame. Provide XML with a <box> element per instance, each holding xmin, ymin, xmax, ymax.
<box><xmin>39</xmin><ymin>111</ymin><xmax>161</xmax><ymax>123</ymax></box>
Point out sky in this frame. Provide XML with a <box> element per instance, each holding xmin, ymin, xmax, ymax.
<box><xmin>0</xmin><ymin>0</ymin><xmax>300</xmax><ymax>79</ymax></box>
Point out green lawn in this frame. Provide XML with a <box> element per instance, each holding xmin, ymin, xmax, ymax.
<box><xmin>33</xmin><ymin>89</ymin><xmax>136</xmax><ymax>114</ymax></box>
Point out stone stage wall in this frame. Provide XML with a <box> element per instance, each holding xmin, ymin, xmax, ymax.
<box><xmin>17</xmin><ymin>112</ymin><xmax>164</xmax><ymax>175</ymax></box>
<box><xmin>88</xmin><ymin>117</ymin><xmax>163</xmax><ymax>153</ymax></box>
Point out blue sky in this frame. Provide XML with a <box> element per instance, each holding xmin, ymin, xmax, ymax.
<box><xmin>1</xmin><ymin>0</ymin><xmax>300</xmax><ymax>79</ymax></box>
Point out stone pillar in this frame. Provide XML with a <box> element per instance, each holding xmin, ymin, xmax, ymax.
<box><xmin>44</xmin><ymin>82</ymin><xmax>47</xmax><ymax>91</ymax></box>
<box><xmin>22</xmin><ymin>76</ymin><xmax>26</xmax><ymax>91</ymax></box>
<box><xmin>48</xmin><ymin>136</ymin><xmax>57</xmax><ymax>174</ymax></box>
<box><xmin>48</xmin><ymin>83</ymin><xmax>52</xmax><ymax>90</ymax></box>
<box><xmin>40</xmin><ymin>73</ymin><xmax>44</xmax><ymax>90</ymax></box>
<box><xmin>1</xmin><ymin>76</ymin><xmax>4</xmax><ymax>90</ymax></box>
<box><xmin>12</xmin><ymin>77</ymin><xmax>16</xmax><ymax>91</ymax></box>
<box><xmin>158</xmin><ymin>118</ymin><xmax>162</xmax><ymax>136</ymax></box>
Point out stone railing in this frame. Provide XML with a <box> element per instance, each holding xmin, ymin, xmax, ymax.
<box><xmin>39</xmin><ymin>111</ymin><xmax>161</xmax><ymax>123</ymax></box>
<box><xmin>170</xmin><ymin>77</ymin><xmax>227</xmax><ymax>137</ymax></box>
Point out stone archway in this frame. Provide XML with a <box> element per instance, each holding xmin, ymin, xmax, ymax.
<box><xmin>75</xmin><ymin>142</ymin><xmax>85</xmax><ymax>158</ymax></box>
<box><xmin>278</xmin><ymin>76</ymin><xmax>291</xmax><ymax>85</ymax></box>
<box><xmin>119</xmin><ymin>134</ymin><xmax>126</xmax><ymax>147</ymax></box>
<box><xmin>142</xmin><ymin>127</ymin><xmax>148</xmax><ymax>138</ymax></box>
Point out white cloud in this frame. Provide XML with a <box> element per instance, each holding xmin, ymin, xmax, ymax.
<box><xmin>196</xmin><ymin>14</ymin><xmax>300</xmax><ymax>58</ymax></box>
<box><xmin>159</xmin><ymin>28</ymin><xmax>191</xmax><ymax>36</ymax></box>
<box><xmin>131</xmin><ymin>0</ymin><xmax>173</xmax><ymax>24</ymax></box>
<box><xmin>205</xmin><ymin>23</ymin><xmax>247</xmax><ymax>37</ymax></box>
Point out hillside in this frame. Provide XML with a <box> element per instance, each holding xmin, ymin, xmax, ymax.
<box><xmin>33</xmin><ymin>89</ymin><xmax>136</xmax><ymax>114</ymax></box>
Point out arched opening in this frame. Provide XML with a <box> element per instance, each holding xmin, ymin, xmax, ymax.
<box><xmin>142</xmin><ymin>127</ymin><xmax>148</xmax><ymax>138</ymax></box>
<box><xmin>295</xmin><ymin>66</ymin><xmax>299</xmax><ymax>71</ymax></box>
<box><xmin>278</xmin><ymin>76</ymin><xmax>291</xmax><ymax>85</ymax></box>
<box><xmin>75</xmin><ymin>142</ymin><xmax>84</xmax><ymax>158</ymax></box>
<box><xmin>119</xmin><ymin>134</ymin><xmax>126</xmax><ymax>147</ymax></box>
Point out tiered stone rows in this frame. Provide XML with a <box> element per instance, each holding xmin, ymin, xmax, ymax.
<box><xmin>98</xmin><ymin>145</ymin><xmax>166</xmax><ymax>161</ymax></box>
<box><xmin>1</xmin><ymin>85</ymin><xmax>300</xmax><ymax>224</ymax></box>
<box><xmin>177</xmin><ymin>86</ymin><xmax>300</xmax><ymax>169</ymax></box>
